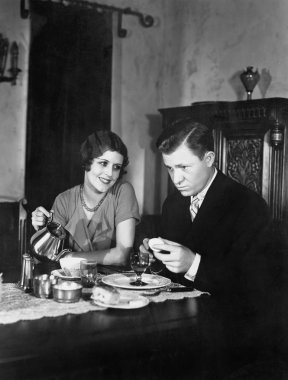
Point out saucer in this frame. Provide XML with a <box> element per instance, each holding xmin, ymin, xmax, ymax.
<box><xmin>91</xmin><ymin>293</ymin><xmax>149</xmax><ymax>309</ymax></box>
<box><xmin>51</xmin><ymin>269</ymin><xmax>81</xmax><ymax>282</ymax></box>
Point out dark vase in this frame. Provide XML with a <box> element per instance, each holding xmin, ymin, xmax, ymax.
<box><xmin>240</xmin><ymin>66</ymin><xmax>260</xmax><ymax>100</ymax></box>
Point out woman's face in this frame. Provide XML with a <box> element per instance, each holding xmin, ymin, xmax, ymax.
<box><xmin>85</xmin><ymin>150</ymin><xmax>124</xmax><ymax>194</ymax></box>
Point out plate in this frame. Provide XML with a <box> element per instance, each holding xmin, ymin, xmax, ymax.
<box><xmin>51</xmin><ymin>269</ymin><xmax>81</xmax><ymax>281</ymax></box>
<box><xmin>102</xmin><ymin>273</ymin><xmax>171</xmax><ymax>290</ymax></box>
<box><xmin>91</xmin><ymin>293</ymin><xmax>149</xmax><ymax>309</ymax></box>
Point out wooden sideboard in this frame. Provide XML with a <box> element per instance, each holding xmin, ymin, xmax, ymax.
<box><xmin>159</xmin><ymin>98</ymin><xmax>288</xmax><ymax>223</ymax></box>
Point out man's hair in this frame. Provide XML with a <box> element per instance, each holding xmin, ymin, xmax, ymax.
<box><xmin>80</xmin><ymin>130</ymin><xmax>129</xmax><ymax>178</ymax></box>
<box><xmin>156</xmin><ymin>119</ymin><xmax>214</xmax><ymax>159</ymax></box>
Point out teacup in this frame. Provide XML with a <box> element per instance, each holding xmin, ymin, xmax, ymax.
<box><xmin>60</xmin><ymin>257</ymin><xmax>87</xmax><ymax>278</ymax></box>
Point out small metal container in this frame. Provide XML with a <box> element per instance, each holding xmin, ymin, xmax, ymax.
<box><xmin>52</xmin><ymin>281</ymin><xmax>83</xmax><ymax>303</ymax></box>
<box><xmin>33</xmin><ymin>274</ymin><xmax>57</xmax><ymax>298</ymax></box>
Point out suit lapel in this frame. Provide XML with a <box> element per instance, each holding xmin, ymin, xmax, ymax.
<box><xmin>184</xmin><ymin>171</ymin><xmax>230</xmax><ymax>248</ymax></box>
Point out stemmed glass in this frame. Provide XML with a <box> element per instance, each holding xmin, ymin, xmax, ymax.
<box><xmin>80</xmin><ymin>260</ymin><xmax>98</xmax><ymax>288</ymax></box>
<box><xmin>149</xmin><ymin>257</ymin><xmax>164</xmax><ymax>275</ymax></box>
<box><xmin>130</xmin><ymin>250</ymin><xmax>150</xmax><ymax>286</ymax></box>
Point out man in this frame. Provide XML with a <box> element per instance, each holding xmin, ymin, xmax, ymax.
<box><xmin>141</xmin><ymin>120</ymin><xmax>273</xmax><ymax>307</ymax></box>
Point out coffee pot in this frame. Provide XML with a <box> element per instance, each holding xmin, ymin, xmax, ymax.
<box><xmin>30</xmin><ymin>212</ymin><xmax>70</xmax><ymax>262</ymax></box>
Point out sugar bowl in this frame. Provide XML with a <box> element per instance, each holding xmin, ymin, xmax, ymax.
<box><xmin>33</xmin><ymin>274</ymin><xmax>57</xmax><ymax>299</ymax></box>
<box><xmin>52</xmin><ymin>281</ymin><xmax>83</xmax><ymax>303</ymax></box>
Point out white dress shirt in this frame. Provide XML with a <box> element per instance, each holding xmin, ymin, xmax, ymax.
<box><xmin>185</xmin><ymin>168</ymin><xmax>217</xmax><ymax>282</ymax></box>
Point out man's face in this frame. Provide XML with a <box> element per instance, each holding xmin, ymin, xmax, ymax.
<box><xmin>162</xmin><ymin>143</ymin><xmax>215</xmax><ymax>197</ymax></box>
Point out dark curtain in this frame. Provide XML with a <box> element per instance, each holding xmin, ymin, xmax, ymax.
<box><xmin>25</xmin><ymin>1</ymin><xmax>112</xmax><ymax>214</ymax></box>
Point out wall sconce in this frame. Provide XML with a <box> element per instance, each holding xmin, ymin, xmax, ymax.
<box><xmin>0</xmin><ymin>34</ymin><xmax>21</xmax><ymax>85</ymax></box>
<box><xmin>270</xmin><ymin>119</ymin><xmax>284</xmax><ymax>148</ymax></box>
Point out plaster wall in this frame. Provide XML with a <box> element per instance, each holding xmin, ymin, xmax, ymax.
<box><xmin>109</xmin><ymin>0</ymin><xmax>167</xmax><ymax>215</ymax></box>
<box><xmin>0</xmin><ymin>0</ymin><xmax>29</xmax><ymax>202</ymax></box>
<box><xmin>162</xmin><ymin>0</ymin><xmax>288</xmax><ymax>107</ymax></box>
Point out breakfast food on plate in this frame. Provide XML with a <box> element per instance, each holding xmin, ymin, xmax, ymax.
<box><xmin>92</xmin><ymin>284</ymin><xmax>120</xmax><ymax>305</ymax></box>
<box><xmin>148</xmin><ymin>237</ymin><xmax>165</xmax><ymax>252</ymax></box>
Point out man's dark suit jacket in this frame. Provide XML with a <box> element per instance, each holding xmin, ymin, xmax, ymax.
<box><xmin>160</xmin><ymin>170</ymin><xmax>274</xmax><ymax>310</ymax></box>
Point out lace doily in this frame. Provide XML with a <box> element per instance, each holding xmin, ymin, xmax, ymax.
<box><xmin>0</xmin><ymin>283</ymin><xmax>104</xmax><ymax>325</ymax></box>
<box><xmin>0</xmin><ymin>283</ymin><xmax>208</xmax><ymax>325</ymax></box>
<box><xmin>141</xmin><ymin>288</ymin><xmax>207</xmax><ymax>303</ymax></box>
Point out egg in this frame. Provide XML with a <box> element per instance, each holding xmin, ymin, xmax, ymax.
<box><xmin>148</xmin><ymin>238</ymin><xmax>165</xmax><ymax>252</ymax></box>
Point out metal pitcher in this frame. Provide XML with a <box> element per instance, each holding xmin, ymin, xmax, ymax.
<box><xmin>30</xmin><ymin>213</ymin><xmax>70</xmax><ymax>262</ymax></box>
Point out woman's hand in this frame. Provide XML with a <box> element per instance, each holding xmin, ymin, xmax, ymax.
<box><xmin>31</xmin><ymin>206</ymin><xmax>51</xmax><ymax>231</ymax></box>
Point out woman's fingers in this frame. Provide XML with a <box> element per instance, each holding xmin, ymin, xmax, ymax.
<box><xmin>31</xmin><ymin>206</ymin><xmax>51</xmax><ymax>230</ymax></box>
<box><xmin>35</xmin><ymin>207</ymin><xmax>50</xmax><ymax>217</ymax></box>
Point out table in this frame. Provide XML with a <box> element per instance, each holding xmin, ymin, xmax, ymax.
<box><xmin>0</xmin><ymin>296</ymin><xmax>209</xmax><ymax>379</ymax></box>
<box><xmin>0</xmin><ymin>273</ymin><xmax>287</xmax><ymax>380</ymax></box>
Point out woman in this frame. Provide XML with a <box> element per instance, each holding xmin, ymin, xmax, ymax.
<box><xmin>31</xmin><ymin>130</ymin><xmax>140</xmax><ymax>266</ymax></box>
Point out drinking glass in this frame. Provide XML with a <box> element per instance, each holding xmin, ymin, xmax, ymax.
<box><xmin>80</xmin><ymin>260</ymin><xmax>97</xmax><ymax>288</ymax></box>
<box><xmin>130</xmin><ymin>251</ymin><xmax>150</xmax><ymax>286</ymax></box>
<box><xmin>149</xmin><ymin>257</ymin><xmax>164</xmax><ymax>275</ymax></box>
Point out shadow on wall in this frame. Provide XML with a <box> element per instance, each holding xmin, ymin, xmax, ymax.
<box><xmin>229</xmin><ymin>68</ymin><xmax>272</xmax><ymax>100</ymax></box>
<box><xmin>142</xmin><ymin>114</ymin><xmax>164</xmax><ymax>215</ymax></box>
<box><xmin>229</xmin><ymin>70</ymin><xmax>247</xmax><ymax>100</ymax></box>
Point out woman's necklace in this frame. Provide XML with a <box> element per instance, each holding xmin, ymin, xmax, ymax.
<box><xmin>80</xmin><ymin>184</ymin><xmax>107</xmax><ymax>213</ymax></box>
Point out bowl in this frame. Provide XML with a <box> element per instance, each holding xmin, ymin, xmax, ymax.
<box><xmin>59</xmin><ymin>257</ymin><xmax>87</xmax><ymax>278</ymax></box>
<box><xmin>52</xmin><ymin>281</ymin><xmax>83</xmax><ymax>303</ymax></box>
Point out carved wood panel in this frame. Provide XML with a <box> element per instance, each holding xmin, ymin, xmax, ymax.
<box><xmin>226</xmin><ymin>138</ymin><xmax>262</xmax><ymax>194</ymax></box>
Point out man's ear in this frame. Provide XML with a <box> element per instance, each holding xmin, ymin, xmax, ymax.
<box><xmin>204</xmin><ymin>151</ymin><xmax>215</xmax><ymax>167</ymax></box>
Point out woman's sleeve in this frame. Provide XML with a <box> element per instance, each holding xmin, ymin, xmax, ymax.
<box><xmin>115</xmin><ymin>182</ymin><xmax>140</xmax><ymax>226</ymax></box>
<box><xmin>51</xmin><ymin>193</ymin><xmax>69</xmax><ymax>227</ymax></box>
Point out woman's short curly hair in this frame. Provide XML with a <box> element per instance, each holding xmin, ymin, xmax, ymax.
<box><xmin>80</xmin><ymin>130</ymin><xmax>129</xmax><ymax>178</ymax></box>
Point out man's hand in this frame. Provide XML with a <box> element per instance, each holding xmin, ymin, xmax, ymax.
<box><xmin>139</xmin><ymin>238</ymin><xmax>155</xmax><ymax>264</ymax></box>
<box><xmin>150</xmin><ymin>237</ymin><xmax>196</xmax><ymax>273</ymax></box>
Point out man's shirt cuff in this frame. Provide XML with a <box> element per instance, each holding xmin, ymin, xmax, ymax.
<box><xmin>184</xmin><ymin>253</ymin><xmax>201</xmax><ymax>282</ymax></box>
